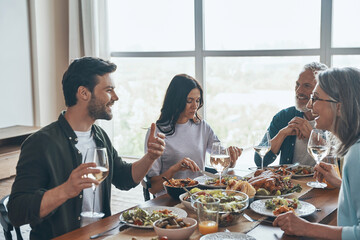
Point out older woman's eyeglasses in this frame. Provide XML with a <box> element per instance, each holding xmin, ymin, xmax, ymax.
<box><xmin>309</xmin><ymin>94</ymin><xmax>338</xmax><ymax>104</ymax></box>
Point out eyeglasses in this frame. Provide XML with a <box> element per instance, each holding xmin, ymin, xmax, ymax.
<box><xmin>309</xmin><ymin>94</ymin><xmax>338</xmax><ymax>104</ymax></box>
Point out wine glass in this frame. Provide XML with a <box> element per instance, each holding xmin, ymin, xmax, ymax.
<box><xmin>210</xmin><ymin>142</ymin><xmax>230</xmax><ymax>186</ymax></box>
<box><xmin>80</xmin><ymin>147</ymin><xmax>109</xmax><ymax>218</ymax></box>
<box><xmin>253</xmin><ymin>131</ymin><xmax>271</xmax><ymax>170</ymax></box>
<box><xmin>307</xmin><ymin>129</ymin><xmax>330</xmax><ymax>188</ymax></box>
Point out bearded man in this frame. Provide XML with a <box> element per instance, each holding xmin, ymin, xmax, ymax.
<box><xmin>8</xmin><ymin>57</ymin><xmax>165</xmax><ymax>239</ymax></box>
<box><xmin>254</xmin><ymin>62</ymin><xmax>328</xmax><ymax>167</ymax></box>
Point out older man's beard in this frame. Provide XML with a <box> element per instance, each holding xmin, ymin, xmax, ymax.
<box><xmin>295</xmin><ymin>96</ymin><xmax>310</xmax><ymax>113</ymax></box>
<box><xmin>88</xmin><ymin>96</ymin><xmax>113</xmax><ymax>120</ymax></box>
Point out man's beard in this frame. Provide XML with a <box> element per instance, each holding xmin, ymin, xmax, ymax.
<box><xmin>295</xmin><ymin>96</ymin><xmax>310</xmax><ymax>113</ymax></box>
<box><xmin>88</xmin><ymin>96</ymin><xmax>113</xmax><ymax>120</ymax></box>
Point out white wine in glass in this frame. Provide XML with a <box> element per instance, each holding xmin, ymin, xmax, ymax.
<box><xmin>253</xmin><ymin>131</ymin><xmax>271</xmax><ymax>170</ymax></box>
<box><xmin>81</xmin><ymin>147</ymin><xmax>109</xmax><ymax>218</ymax></box>
<box><xmin>307</xmin><ymin>129</ymin><xmax>330</xmax><ymax>188</ymax></box>
<box><xmin>210</xmin><ymin>142</ymin><xmax>230</xmax><ymax>185</ymax></box>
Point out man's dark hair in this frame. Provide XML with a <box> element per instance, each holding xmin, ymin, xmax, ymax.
<box><xmin>62</xmin><ymin>57</ymin><xmax>117</xmax><ymax>107</ymax></box>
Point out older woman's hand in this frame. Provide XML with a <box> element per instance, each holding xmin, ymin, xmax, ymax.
<box><xmin>314</xmin><ymin>162</ymin><xmax>342</xmax><ymax>188</ymax></box>
<box><xmin>227</xmin><ymin>146</ymin><xmax>242</xmax><ymax>168</ymax></box>
<box><xmin>273</xmin><ymin>211</ymin><xmax>311</xmax><ymax>236</ymax></box>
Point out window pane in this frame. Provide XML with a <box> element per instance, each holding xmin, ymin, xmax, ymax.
<box><xmin>108</xmin><ymin>0</ymin><xmax>194</xmax><ymax>52</ymax></box>
<box><xmin>333</xmin><ymin>0</ymin><xmax>360</xmax><ymax>48</ymax></box>
<box><xmin>332</xmin><ymin>55</ymin><xmax>360</xmax><ymax>67</ymax></box>
<box><xmin>111</xmin><ymin>58</ymin><xmax>195</xmax><ymax>156</ymax></box>
<box><xmin>205</xmin><ymin>56</ymin><xmax>319</xmax><ymax>151</ymax></box>
<box><xmin>204</xmin><ymin>0</ymin><xmax>321</xmax><ymax>50</ymax></box>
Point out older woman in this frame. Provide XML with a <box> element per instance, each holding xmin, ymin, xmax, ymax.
<box><xmin>273</xmin><ymin>67</ymin><xmax>360</xmax><ymax>240</ymax></box>
<box><xmin>145</xmin><ymin>74</ymin><xmax>242</xmax><ymax>196</ymax></box>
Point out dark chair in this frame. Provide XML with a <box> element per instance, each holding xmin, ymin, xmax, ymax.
<box><xmin>141</xmin><ymin>176</ymin><xmax>155</xmax><ymax>201</ymax></box>
<box><xmin>0</xmin><ymin>195</ymin><xmax>23</xmax><ymax>240</ymax></box>
<box><xmin>142</xmin><ymin>167</ymin><xmax>218</xmax><ymax>201</ymax></box>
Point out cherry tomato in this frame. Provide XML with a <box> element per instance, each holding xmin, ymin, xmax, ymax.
<box><xmin>159</xmin><ymin>236</ymin><xmax>168</xmax><ymax>240</ymax></box>
<box><xmin>133</xmin><ymin>220</ymin><xmax>143</xmax><ymax>225</ymax></box>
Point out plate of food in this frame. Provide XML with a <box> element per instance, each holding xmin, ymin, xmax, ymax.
<box><xmin>200</xmin><ymin>232</ymin><xmax>256</xmax><ymax>240</ymax></box>
<box><xmin>287</xmin><ymin>165</ymin><xmax>314</xmax><ymax>177</ymax></box>
<box><xmin>119</xmin><ymin>206</ymin><xmax>187</xmax><ymax>229</ymax></box>
<box><xmin>250</xmin><ymin>197</ymin><xmax>316</xmax><ymax>217</ymax></box>
<box><xmin>188</xmin><ymin>189</ymin><xmax>249</xmax><ymax>227</ymax></box>
<box><xmin>247</xmin><ymin>169</ymin><xmax>302</xmax><ymax>199</ymax></box>
<box><xmin>250</xmin><ymin>164</ymin><xmax>314</xmax><ymax>178</ymax></box>
<box><xmin>194</xmin><ymin>175</ymin><xmax>242</xmax><ymax>189</ymax></box>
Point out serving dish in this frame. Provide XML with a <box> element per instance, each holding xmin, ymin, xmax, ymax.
<box><xmin>186</xmin><ymin>189</ymin><xmax>249</xmax><ymax>227</ymax></box>
<box><xmin>153</xmin><ymin>217</ymin><xmax>197</xmax><ymax>240</ymax></box>
<box><xmin>119</xmin><ymin>206</ymin><xmax>187</xmax><ymax>229</ymax></box>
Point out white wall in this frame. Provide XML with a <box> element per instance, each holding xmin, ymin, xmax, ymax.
<box><xmin>0</xmin><ymin>0</ymin><xmax>69</xmax><ymax>129</ymax></box>
<box><xmin>30</xmin><ymin>0</ymin><xmax>68</xmax><ymax>127</ymax></box>
<box><xmin>0</xmin><ymin>0</ymin><xmax>34</xmax><ymax>128</ymax></box>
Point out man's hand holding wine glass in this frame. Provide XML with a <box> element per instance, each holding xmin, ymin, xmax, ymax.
<box><xmin>63</xmin><ymin>162</ymin><xmax>101</xmax><ymax>199</ymax></box>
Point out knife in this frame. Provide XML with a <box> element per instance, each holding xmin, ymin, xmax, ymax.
<box><xmin>199</xmin><ymin>169</ymin><xmax>218</xmax><ymax>178</ymax></box>
<box><xmin>90</xmin><ymin>221</ymin><xmax>128</xmax><ymax>239</ymax></box>
<box><xmin>180</xmin><ymin>163</ymin><xmax>218</xmax><ymax>178</ymax></box>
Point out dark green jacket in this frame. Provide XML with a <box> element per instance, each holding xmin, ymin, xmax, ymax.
<box><xmin>254</xmin><ymin>106</ymin><xmax>304</xmax><ymax>167</ymax></box>
<box><xmin>8</xmin><ymin>113</ymin><xmax>137</xmax><ymax>239</ymax></box>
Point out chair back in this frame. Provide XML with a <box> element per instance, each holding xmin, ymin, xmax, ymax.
<box><xmin>0</xmin><ymin>195</ymin><xmax>23</xmax><ymax>240</ymax></box>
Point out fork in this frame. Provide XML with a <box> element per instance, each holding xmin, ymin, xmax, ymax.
<box><xmin>243</xmin><ymin>213</ymin><xmax>274</xmax><ymax>224</ymax></box>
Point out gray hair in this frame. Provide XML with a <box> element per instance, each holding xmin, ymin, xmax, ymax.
<box><xmin>303</xmin><ymin>62</ymin><xmax>328</xmax><ymax>75</ymax></box>
<box><xmin>318</xmin><ymin>67</ymin><xmax>360</xmax><ymax>156</ymax></box>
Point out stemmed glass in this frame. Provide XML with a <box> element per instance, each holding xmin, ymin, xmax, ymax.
<box><xmin>307</xmin><ymin>129</ymin><xmax>330</xmax><ymax>188</ymax></box>
<box><xmin>253</xmin><ymin>131</ymin><xmax>271</xmax><ymax>170</ymax></box>
<box><xmin>80</xmin><ymin>147</ymin><xmax>109</xmax><ymax>218</ymax></box>
<box><xmin>209</xmin><ymin>142</ymin><xmax>230</xmax><ymax>186</ymax></box>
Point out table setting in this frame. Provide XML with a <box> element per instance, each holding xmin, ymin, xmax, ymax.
<box><xmin>54</xmin><ymin>137</ymin><xmax>340</xmax><ymax>240</ymax></box>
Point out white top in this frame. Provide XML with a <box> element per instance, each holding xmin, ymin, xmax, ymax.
<box><xmin>145</xmin><ymin>120</ymin><xmax>219</xmax><ymax>196</ymax></box>
<box><xmin>75</xmin><ymin>130</ymin><xmax>103</xmax><ymax>225</ymax></box>
<box><xmin>292</xmin><ymin>120</ymin><xmax>316</xmax><ymax>166</ymax></box>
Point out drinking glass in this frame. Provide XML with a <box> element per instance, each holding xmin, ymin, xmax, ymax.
<box><xmin>307</xmin><ymin>129</ymin><xmax>330</xmax><ymax>188</ymax></box>
<box><xmin>193</xmin><ymin>196</ymin><xmax>220</xmax><ymax>235</ymax></box>
<box><xmin>80</xmin><ymin>147</ymin><xmax>109</xmax><ymax>218</ymax></box>
<box><xmin>322</xmin><ymin>154</ymin><xmax>341</xmax><ymax>189</ymax></box>
<box><xmin>210</xmin><ymin>142</ymin><xmax>230</xmax><ymax>186</ymax></box>
<box><xmin>253</xmin><ymin>131</ymin><xmax>271</xmax><ymax>170</ymax></box>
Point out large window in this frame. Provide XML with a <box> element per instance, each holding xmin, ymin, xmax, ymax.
<box><xmin>107</xmin><ymin>0</ymin><xmax>360</xmax><ymax>164</ymax></box>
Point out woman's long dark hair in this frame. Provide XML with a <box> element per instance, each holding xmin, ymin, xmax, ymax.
<box><xmin>156</xmin><ymin>74</ymin><xmax>203</xmax><ymax>135</ymax></box>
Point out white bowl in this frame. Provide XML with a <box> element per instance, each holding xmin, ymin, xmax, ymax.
<box><xmin>153</xmin><ymin>217</ymin><xmax>197</xmax><ymax>240</ymax></box>
<box><xmin>179</xmin><ymin>192</ymin><xmax>194</xmax><ymax>210</ymax></box>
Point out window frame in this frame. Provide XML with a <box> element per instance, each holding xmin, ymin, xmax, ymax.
<box><xmin>109</xmin><ymin>0</ymin><xmax>360</xmax><ymax>157</ymax></box>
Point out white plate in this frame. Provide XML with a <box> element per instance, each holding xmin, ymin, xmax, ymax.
<box><xmin>194</xmin><ymin>175</ymin><xmax>242</xmax><ymax>189</ymax></box>
<box><xmin>200</xmin><ymin>232</ymin><xmax>256</xmax><ymax>240</ymax></box>
<box><xmin>254</xmin><ymin>192</ymin><xmax>293</xmax><ymax>199</ymax></box>
<box><xmin>250</xmin><ymin>199</ymin><xmax>316</xmax><ymax>217</ymax></box>
<box><xmin>119</xmin><ymin>206</ymin><xmax>187</xmax><ymax>229</ymax></box>
<box><xmin>249</xmin><ymin>165</ymin><xmax>314</xmax><ymax>178</ymax></box>
<box><xmin>289</xmin><ymin>165</ymin><xmax>314</xmax><ymax>178</ymax></box>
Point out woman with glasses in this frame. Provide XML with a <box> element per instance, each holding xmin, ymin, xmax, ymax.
<box><xmin>274</xmin><ymin>67</ymin><xmax>360</xmax><ymax>240</ymax></box>
<box><xmin>145</xmin><ymin>74</ymin><xmax>242</xmax><ymax>196</ymax></box>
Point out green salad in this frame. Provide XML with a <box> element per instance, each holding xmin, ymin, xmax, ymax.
<box><xmin>121</xmin><ymin>207</ymin><xmax>176</xmax><ymax>226</ymax></box>
<box><xmin>265</xmin><ymin>197</ymin><xmax>300</xmax><ymax>210</ymax></box>
<box><xmin>189</xmin><ymin>188</ymin><xmax>248</xmax><ymax>213</ymax></box>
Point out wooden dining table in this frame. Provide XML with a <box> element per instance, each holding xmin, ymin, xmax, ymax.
<box><xmin>54</xmin><ymin>174</ymin><xmax>339</xmax><ymax>240</ymax></box>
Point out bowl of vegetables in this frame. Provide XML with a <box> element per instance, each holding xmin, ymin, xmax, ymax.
<box><xmin>163</xmin><ymin>178</ymin><xmax>199</xmax><ymax>200</ymax></box>
<box><xmin>153</xmin><ymin>217</ymin><xmax>197</xmax><ymax>240</ymax></box>
<box><xmin>187</xmin><ymin>189</ymin><xmax>249</xmax><ymax>227</ymax></box>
